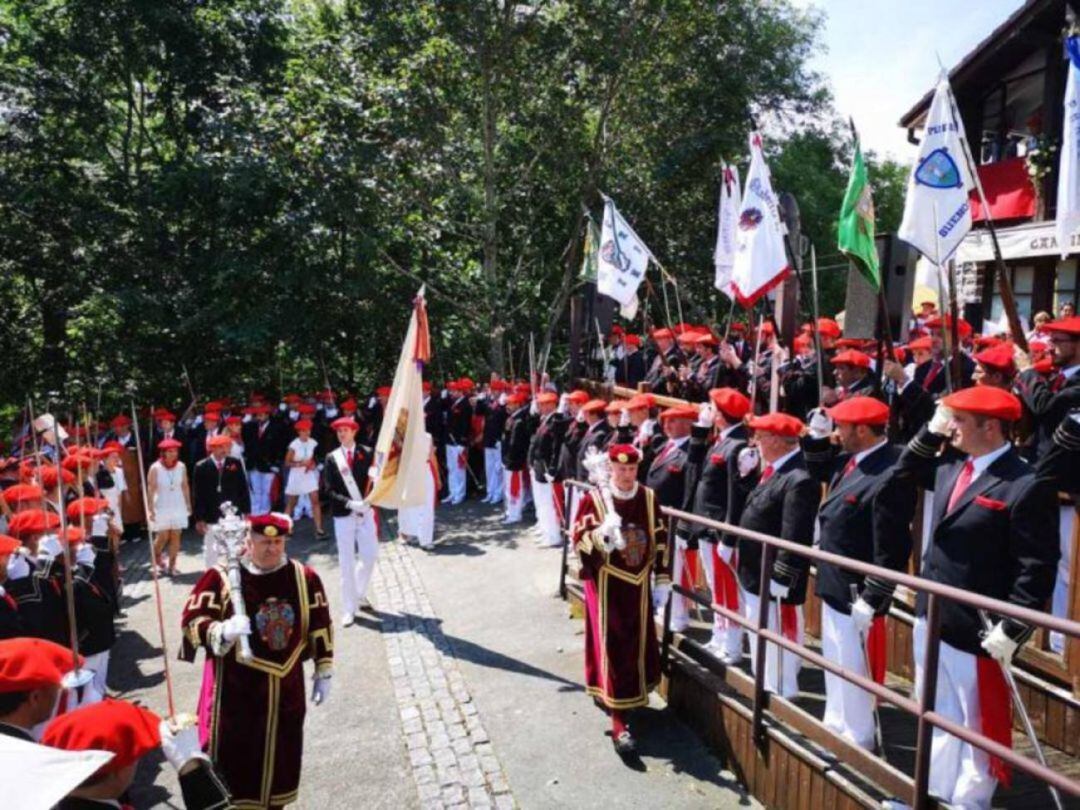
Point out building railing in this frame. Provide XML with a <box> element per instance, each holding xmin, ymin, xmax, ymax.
<box><xmin>559</xmin><ymin>477</ymin><xmax>1080</xmax><ymax>808</ymax></box>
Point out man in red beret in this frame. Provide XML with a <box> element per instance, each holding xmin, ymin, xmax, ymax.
<box><xmin>442</xmin><ymin>380</ymin><xmax>474</xmax><ymax>506</ymax></box>
<box><xmin>181</xmin><ymin>512</ymin><xmax>332</xmax><ymax>808</ymax></box>
<box><xmin>473</xmin><ymin>382</ymin><xmax>510</xmax><ymax>507</ymax></box>
<box><xmin>0</xmin><ymin>637</ymin><xmax>81</xmax><ymax>741</ymax></box>
<box><xmin>186</xmin><ymin>408</ymin><xmax>222</xmax><ymax>467</ymax></box>
<box><xmin>242</xmin><ymin>404</ymin><xmax>285</xmax><ymax>517</ymax></box>
<box><xmin>802</xmin><ymin>397</ymin><xmax>918</xmax><ymax>750</ymax></box>
<box><xmin>825</xmin><ymin>349</ymin><xmax>880</xmax><ymax>405</ymax></box>
<box><xmin>571</xmin><ymin>443</ymin><xmax>671</xmax><ymax>755</ymax></box>
<box><xmin>192</xmin><ymin>434</ymin><xmax>251</xmax><ymax>569</ymax></box>
<box><xmin>528</xmin><ymin>391</ymin><xmax>569</xmax><ymax>547</ymax></box>
<box><xmin>610</xmin><ymin>333</ymin><xmax>646</xmax><ymax>387</ymax></box>
<box><xmin>680</xmin><ymin>389</ymin><xmax>751</xmax><ymax>662</ymax></box>
<box><xmin>971</xmin><ymin>341</ymin><xmax>1017</xmax><ymax>389</ymax></box>
<box><xmin>323</xmin><ymin>416</ymin><xmax>378</xmax><ymax>625</ymax></box>
<box><xmin>5</xmin><ymin>510</ymin><xmax>65</xmax><ymax>640</ymax></box>
<box><xmin>499</xmin><ymin>392</ymin><xmax>532</xmax><ymax>524</ymax></box>
<box><xmin>899</xmin><ymin>389</ymin><xmax>1058</xmax><ymax>805</ymax></box>
<box><xmin>0</xmin><ymin>534</ymin><xmax>25</xmax><ymax>639</ymax></box>
<box><xmin>644</xmin><ymin>327</ymin><xmax>686</xmax><ymax>391</ymax></box>
<box><xmin>919</xmin><ymin>315</ymin><xmax>976</xmax><ymax>393</ymax></box>
<box><xmin>726</xmin><ymin>412</ymin><xmax>820</xmax><ymax>696</ymax></box>
<box><xmin>152</xmin><ymin>409</ymin><xmax>187</xmax><ymax>465</ymax></box>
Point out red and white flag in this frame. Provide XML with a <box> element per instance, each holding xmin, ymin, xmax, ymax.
<box><xmin>729</xmin><ymin>133</ymin><xmax>790</xmax><ymax>307</ymax></box>
<box><xmin>713</xmin><ymin>161</ymin><xmax>741</xmax><ymax>299</ymax></box>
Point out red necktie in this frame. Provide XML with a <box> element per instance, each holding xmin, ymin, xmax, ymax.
<box><xmin>759</xmin><ymin>464</ymin><xmax>775</xmax><ymax>485</ymax></box>
<box><xmin>1</xmin><ymin>592</ymin><xmax>14</xmax><ymax>610</ymax></box>
<box><xmin>923</xmin><ymin>362</ymin><xmax>941</xmax><ymax>391</ymax></box>
<box><xmin>947</xmin><ymin>460</ymin><xmax>974</xmax><ymax>513</ymax></box>
<box><xmin>1052</xmin><ymin>373</ymin><xmax>1066</xmax><ymax>392</ymax></box>
<box><xmin>346</xmin><ymin>449</ymin><xmax>354</xmax><ymax>468</ymax></box>
<box><xmin>842</xmin><ymin>457</ymin><xmax>858</xmax><ymax>478</ymax></box>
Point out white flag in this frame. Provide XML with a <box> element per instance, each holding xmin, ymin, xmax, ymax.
<box><xmin>898</xmin><ymin>76</ymin><xmax>974</xmax><ymax>266</ymax></box>
<box><xmin>1057</xmin><ymin>37</ymin><xmax>1080</xmax><ymax>258</ymax></box>
<box><xmin>729</xmin><ymin>133</ymin><xmax>789</xmax><ymax>307</ymax></box>
<box><xmin>713</xmin><ymin>162</ymin><xmax>741</xmax><ymax>299</ymax></box>
<box><xmin>597</xmin><ymin>196</ymin><xmax>652</xmax><ymax>320</ymax></box>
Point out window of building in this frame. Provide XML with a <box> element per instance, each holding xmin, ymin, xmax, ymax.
<box><xmin>1055</xmin><ymin>259</ymin><xmax>1078</xmax><ymax>316</ymax></box>
<box><xmin>979</xmin><ymin>50</ymin><xmax>1047</xmax><ymax>164</ymax></box>
<box><xmin>989</xmin><ymin>264</ymin><xmax>1035</xmax><ymax>324</ymax></box>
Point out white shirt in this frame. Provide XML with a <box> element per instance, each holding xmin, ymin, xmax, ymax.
<box><xmin>967</xmin><ymin>442</ymin><xmax>1011</xmax><ymax>485</ymax></box>
<box><xmin>764</xmin><ymin>446</ymin><xmax>800</xmax><ymax>474</ymax></box>
<box><xmin>1061</xmin><ymin>363</ymin><xmax>1080</xmax><ymax>381</ymax></box>
<box><xmin>719</xmin><ymin>423</ymin><xmax>742</xmax><ymax>441</ymax></box>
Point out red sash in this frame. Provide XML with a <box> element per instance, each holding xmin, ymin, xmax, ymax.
<box><xmin>710</xmin><ymin>547</ymin><xmax>739</xmax><ymax>612</ymax></box>
<box><xmin>977</xmin><ymin>656</ymin><xmax>1013</xmax><ymax>786</ymax></box>
<box><xmin>780</xmin><ymin>605</ymin><xmax>798</xmax><ymax>641</ymax></box>
<box><xmin>867</xmin><ymin>616</ymin><xmax>887</xmax><ymax>685</ymax></box>
<box><xmin>509</xmin><ymin>470</ymin><xmax>522</xmax><ymax>499</ymax></box>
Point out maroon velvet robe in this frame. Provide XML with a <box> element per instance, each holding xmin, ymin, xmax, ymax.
<box><xmin>181</xmin><ymin>559</ymin><xmax>332</xmax><ymax>808</ymax></box>
<box><xmin>572</xmin><ymin>485</ymin><xmax>670</xmax><ymax>710</ymax></box>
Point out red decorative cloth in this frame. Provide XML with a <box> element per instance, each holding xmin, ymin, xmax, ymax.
<box><xmin>977</xmin><ymin>656</ymin><xmax>1013</xmax><ymax>787</ymax></box>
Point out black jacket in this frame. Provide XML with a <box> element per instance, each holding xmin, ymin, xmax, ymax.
<box><xmin>1017</xmin><ymin>368</ymin><xmax>1080</xmax><ymax>476</ymax></box>
<box><xmin>527</xmin><ymin>413</ymin><xmax>568</xmax><ymax>480</ymax></box>
<box><xmin>644</xmin><ymin>436</ymin><xmax>690</xmax><ymax>512</ymax></box>
<box><xmin>803</xmin><ymin>437</ymin><xmax>917</xmax><ymax>614</ymax></box>
<box><xmin>474</xmin><ymin>399</ymin><xmax>508</xmax><ymax>449</ymax></box>
<box><xmin>898</xmin><ymin>427</ymin><xmax>1059</xmax><ymax>654</ymax></box>
<box><xmin>574</xmin><ymin>420</ymin><xmax>612</xmax><ymax>481</ymax></box>
<box><xmin>501</xmin><ymin>407</ymin><xmax>533</xmax><ymax>471</ymax></box>
<box><xmin>681</xmin><ymin>423</ymin><xmax>748</xmax><ymax>540</ymax></box>
<box><xmin>726</xmin><ymin>450</ymin><xmax>820</xmax><ymax>604</ymax></box>
<box><xmin>242</xmin><ymin>419</ymin><xmax>284</xmax><ymax>473</ymax></box>
<box><xmin>445</xmin><ymin>395</ymin><xmax>473</xmax><ymax>446</ymax></box>
<box><xmin>192</xmin><ymin>455</ymin><xmax>250</xmax><ymax>523</ymax></box>
<box><xmin>611</xmin><ymin>350</ymin><xmax>646</xmax><ymax>388</ymax></box>
<box><xmin>0</xmin><ymin>589</ymin><xmax>24</xmax><ymax>641</ymax></box>
<box><xmin>556</xmin><ymin>419</ymin><xmax>588</xmax><ymax>481</ymax></box>
<box><xmin>322</xmin><ymin>444</ymin><xmax>374</xmax><ymax>517</ymax></box>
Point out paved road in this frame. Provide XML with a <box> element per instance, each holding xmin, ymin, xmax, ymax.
<box><xmin>111</xmin><ymin>499</ymin><xmax>755</xmax><ymax>809</ymax></box>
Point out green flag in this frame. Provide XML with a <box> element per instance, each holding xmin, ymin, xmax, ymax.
<box><xmin>837</xmin><ymin>136</ymin><xmax>880</xmax><ymax>288</ymax></box>
<box><xmin>580</xmin><ymin>219</ymin><xmax>600</xmax><ymax>282</ymax></box>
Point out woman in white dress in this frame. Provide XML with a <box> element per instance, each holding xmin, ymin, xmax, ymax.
<box><xmin>146</xmin><ymin>438</ymin><xmax>191</xmax><ymax>574</ymax></box>
<box><xmin>284</xmin><ymin>419</ymin><xmax>325</xmax><ymax>538</ymax></box>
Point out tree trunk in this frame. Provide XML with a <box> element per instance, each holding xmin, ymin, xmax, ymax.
<box><xmin>40</xmin><ymin>296</ymin><xmax>68</xmax><ymax>396</ymax></box>
<box><xmin>481</xmin><ymin>34</ymin><xmax>504</xmax><ymax>374</ymax></box>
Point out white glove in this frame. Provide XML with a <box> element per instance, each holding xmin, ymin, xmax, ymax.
<box><xmin>575</xmin><ymin>411</ymin><xmax>585</xmax><ymax>423</ymax></box>
<box><xmin>1069</xmin><ymin>408</ymin><xmax>1080</xmax><ymax>427</ymax></box>
<box><xmin>529</xmin><ymin>399</ymin><xmax>539</xmax><ymax>415</ymax></box>
<box><xmin>807</xmin><ymin>407</ymin><xmax>834</xmax><ymax>440</ymax></box>
<box><xmin>696</xmin><ymin>404</ymin><xmax>715</xmax><ymax>428</ymax></box>
<box><xmin>367</xmin><ymin>466</ymin><xmax>380</xmax><ymax>481</ymax></box>
<box><xmin>242</xmin><ymin>414</ymin><xmax>252</xmax><ymax>423</ymax></box>
<box><xmin>746</xmin><ymin>360</ymin><xmax>759</xmax><ymax>376</ymax></box>
<box><xmin>618</xmin><ymin>409</ymin><xmax>630</xmax><ymax>428</ymax></box>
<box><xmin>477</xmin><ymin>391</ymin><xmax>488</xmax><ymax>401</ymax></box>
<box><xmin>159</xmin><ymin>718</ymin><xmax>207</xmax><ymax>771</ymax></box>
<box><xmin>347</xmin><ymin>499</ymin><xmax>368</xmax><ymax>514</ymax></box>
<box><xmin>324</xmin><ymin>407</ymin><xmax>338</xmax><ymax>418</ymax></box>
<box><xmin>737</xmin><ymin>446</ymin><xmax>760</xmax><ymax>478</ymax></box>
<box><xmin>981</xmin><ymin>621</ymin><xmax>1019</xmax><ymax>664</ymax></box>
<box><xmin>91</xmin><ymin>513</ymin><xmax>110</xmax><ymax>536</ymax></box>
<box><xmin>368</xmin><ymin>396</ymin><xmax>377</xmax><ymax>409</ymax></box>
<box><xmin>638</xmin><ymin>420</ymin><xmax>654</xmax><ymax>441</ymax></box>
<box><xmin>6</xmin><ymin>553</ymin><xmax>29</xmax><ymax>580</ymax></box>
<box><xmin>75</xmin><ymin>545</ymin><xmax>95</xmax><ymax>566</ymax></box>
<box><xmin>289</xmin><ymin>409</ymin><xmax>299</xmax><ymax>420</ymax></box>
<box><xmin>441</xmin><ymin>389</ymin><xmax>449</xmax><ymax>400</ymax></box>
<box><xmin>221</xmin><ymin>614</ymin><xmax>251</xmax><ymax>643</ymax></box>
<box><xmin>279</xmin><ymin>402</ymin><xmax>288</xmax><ymax>412</ymax></box>
<box><xmin>769</xmin><ymin>580</ymin><xmax>790</xmax><ymax>600</ymax></box>
<box><xmin>193</xmin><ymin>415</ymin><xmax>204</xmax><ymax>426</ymax></box>
<box><xmin>557</xmin><ymin>393</ymin><xmax>570</xmax><ymax>415</ymax></box>
<box><xmin>498</xmin><ymin>393</ymin><xmax>507</xmax><ymax>406</ymax></box>
<box><xmin>850</xmin><ymin>597</ymin><xmax>875</xmax><ymax>636</ymax></box>
<box><xmin>928</xmin><ymin>403</ymin><xmax>954</xmax><ymax>437</ymax></box>
<box><xmin>38</xmin><ymin>535</ymin><xmax>62</xmax><ymax>560</ymax></box>
<box><xmin>599</xmin><ymin>511</ymin><xmax>622</xmax><ymax>539</ymax></box>
<box><xmin>311</xmin><ymin>675</ymin><xmax>332</xmax><ymax>706</ymax></box>
<box><xmin>653</xmin><ymin>584</ymin><xmax>671</xmax><ymax>609</ymax></box>
<box><xmin>718</xmin><ymin>544</ymin><xmax>735</xmax><ymax>565</ymax></box>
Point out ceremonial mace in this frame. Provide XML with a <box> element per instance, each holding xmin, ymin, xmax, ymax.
<box><xmin>130</xmin><ymin>401</ymin><xmax>177</xmax><ymax>719</ymax></box>
<box><xmin>209</xmin><ymin>503</ymin><xmax>253</xmax><ymax>663</ymax></box>
<box><xmin>581</xmin><ymin>446</ymin><xmax>626</xmax><ymax>553</ymax></box>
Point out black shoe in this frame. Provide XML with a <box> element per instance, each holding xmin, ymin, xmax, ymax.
<box><xmin>315</xmin><ymin>530</ymin><xmax>328</xmax><ymax>540</ymax></box>
<box><xmin>612</xmin><ymin>729</ymin><xmax>636</xmax><ymax>756</ymax></box>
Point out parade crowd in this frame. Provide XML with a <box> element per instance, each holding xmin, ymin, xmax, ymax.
<box><xmin>1</xmin><ymin>300</ymin><xmax>1080</xmax><ymax>809</ymax></box>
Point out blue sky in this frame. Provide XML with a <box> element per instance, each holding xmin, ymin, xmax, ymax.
<box><xmin>799</xmin><ymin>0</ymin><xmax>1026</xmax><ymax>159</ymax></box>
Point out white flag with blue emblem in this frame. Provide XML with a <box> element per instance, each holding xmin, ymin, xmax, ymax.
<box><xmin>713</xmin><ymin>162</ymin><xmax>741</xmax><ymax>299</ymax></box>
<box><xmin>729</xmin><ymin>133</ymin><xmax>790</xmax><ymax>307</ymax></box>
<box><xmin>597</xmin><ymin>195</ymin><xmax>652</xmax><ymax>320</ymax></box>
<box><xmin>1057</xmin><ymin>36</ymin><xmax>1080</xmax><ymax>258</ymax></box>
<box><xmin>898</xmin><ymin>76</ymin><xmax>974</xmax><ymax>266</ymax></box>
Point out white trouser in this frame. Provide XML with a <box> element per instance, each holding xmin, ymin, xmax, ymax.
<box><xmin>293</xmin><ymin>492</ymin><xmax>313</xmax><ymax>519</ymax></box>
<box><xmin>1050</xmin><ymin>506</ymin><xmax>1075</xmax><ymax>654</ymax></box>
<box><xmin>913</xmin><ymin>617</ymin><xmax>997</xmax><ymax>809</ymax></box>
<box><xmin>250</xmin><ymin>470</ymin><xmax>275</xmax><ymax>515</ymax></box>
<box><xmin>83</xmin><ymin>650</ymin><xmax>110</xmax><ymax>697</ymax></box>
<box><xmin>203</xmin><ymin>532</ymin><xmax>219</xmax><ymax>570</ymax></box>
<box><xmin>669</xmin><ymin>536</ymin><xmax>693</xmax><ymax>631</ymax></box>
<box><xmin>920</xmin><ymin>491</ymin><xmax>935</xmax><ymax>558</ymax></box>
<box><xmin>742</xmin><ymin>590</ymin><xmax>802</xmax><ymax>698</ymax></box>
<box><xmin>504</xmin><ymin>468</ymin><xmax>525</xmax><ymax>522</ymax></box>
<box><xmin>334</xmin><ymin>511</ymin><xmax>379</xmax><ymax>615</ymax></box>
<box><xmin>398</xmin><ymin>465</ymin><xmax>436</xmax><ymax>548</ymax></box>
<box><xmin>530</xmin><ymin>471</ymin><xmax>561</xmax><ymax>546</ymax></box>
<box><xmin>820</xmin><ymin>602</ymin><xmax>876</xmax><ymax>749</ymax></box>
<box><xmin>445</xmin><ymin>445</ymin><xmax>467</xmax><ymax>504</ymax></box>
<box><xmin>699</xmin><ymin>539</ymin><xmax>743</xmax><ymax>658</ymax></box>
<box><xmin>484</xmin><ymin>445</ymin><xmax>504</xmax><ymax>503</ymax></box>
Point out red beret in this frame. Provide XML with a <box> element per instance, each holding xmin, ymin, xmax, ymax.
<box><xmin>925</xmin><ymin>314</ymin><xmax>973</xmax><ymax>339</ymax></box>
<box><xmin>375</xmin><ymin>387</ymin><xmax>391</xmax><ymax>398</ymax></box>
<box><xmin>626</xmin><ymin>394</ymin><xmax>653</xmax><ymax>411</ymax></box>
<box><xmin>581</xmin><ymin>398</ymin><xmax>608</xmax><ymax>414</ymax></box>
<box><xmin>456</xmin><ymin>378</ymin><xmax>475</xmax><ymax>392</ymax></box>
<box><xmin>942</xmin><ymin>386</ymin><xmax>1022</xmax><ymax>422</ymax></box>
<box><xmin>331</xmin><ymin>417</ymin><xmax>360</xmax><ymax>432</ymax></box>
<box><xmin>506</xmin><ymin>393</ymin><xmax>528</xmax><ymax>406</ymax></box>
<box><xmin>830</xmin><ymin>349</ymin><xmax>872</xmax><ymax>369</ymax></box>
<box><xmin>60</xmin><ymin>452</ymin><xmax>93</xmax><ymax>472</ymax></box>
<box><xmin>1045</xmin><ymin>316</ymin><xmax>1080</xmax><ymax>335</ymax></box>
<box><xmin>283</xmin><ymin>394</ymin><xmax>302</xmax><ymax>405</ymax></box>
<box><xmin>2</xmin><ymin>483</ymin><xmax>43</xmax><ymax>505</ymax></box>
<box><xmin>828</xmin><ymin>396</ymin><xmax>890</xmax><ymax>426</ymax></box>
<box><xmin>206</xmin><ymin>434</ymin><xmax>233</xmax><ymax>449</ymax></box>
<box><xmin>604</xmin><ymin>400</ymin><xmax>627</xmax><ymax>414</ymax></box>
<box><xmin>249</xmin><ymin>512</ymin><xmax>293</xmax><ymax>537</ymax></box>
<box><xmin>0</xmin><ymin>638</ymin><xmax>83</xmax><ymax>693</ymax></box>
<box><xmin>8</xmin><ymin>510</ymin><xmax>61</xmax><ymax>538</ymax></box>
<box><xmin>650</xmin><ymin>327</ymin><xmax>674</xmax><ymax>340</ymax></box>
<box><xmin>294</xmin><ymin>419</ymin><xmax>313</xmax><ymax>431</ymax></box>
<box><xmin>708</xmin><ymin>388</ymin><xmax>751</xmax><ymax>420</ymax></box>
<box><xmin>42</xmin><ymin>699</ymin><xmax>160</xmax><ymax>777</ymax></box>
<box><xmin>154</xmin><ymin>409</ymin><xmax>176</xmax><ymax>421</ymax></box>
<box><xmin>62</xmin><ymin>525</ymin><xmax>85</xmax><ymax>546</ymax></box>
<box><xmin>297</xmin><ymin>403</ymin><xmax>317</xmax><ymax>415</ymax></box>
<box><xmin>0</xmin><ymin>535</ymin><xmax>18</xmax><ymax>555</ymax></box>
<box><xmin>225</xmin><ymin>416</ymin><xmax>243</xmax><ymax>426</ymax></box>
<box><xmin>974</xmin><ymin>342</ymin><xmax>1016</xmax><ymax>374</ymax></box>
<box><xmin>624</xmin><ymin>334</ymin><xmax>642</xmax><ymax>348</ymax></box>
<box><xmin>758</xmin><ymin>321</ymin><xmax>775</xmax><ymax>337</ymax></box>
<box><xmin>973</xmin><ymin>335</ymin><xmax>1002</xmax><ymax>349</ymax></box>
<box><xmin>157</xmin><ymin>438</ymin><xmax>183</xmax><ymax>451</ymax></box>
<box><xmin>39</xmin><ymin>466</ymin><xmax>75</xmax><ymax>488</ymax></box>
<box><xmin>535</xmin><ymin>392</ymin><xmax>558</xmax><ymax>406</ymax></box>
<box><xmin>66</xmin><ymin>497</ymin><xmax>110</xmax><ymax>520</ymax></box>
<box><xmin>610</xmin><ymin>325</ymin><xmax>625</xmax><ymax>336</ymax></box>
<box><xmin>729</xmin><ymin>322</ymin><xmax>747</xmax><ymax>333</ymax></box>
<box><xmin>203</xmin><ymin>409</ymin><xmax>221</xmax><ymax>421</ymax></box>
<box><xmin>816</xmin><ymin>317</ymin><xmax>842</xmax><ymax>338</ymax></box>
<box><xmin>747</xmin><ymin>412</ymin><xmax>804</xmax><ymax>437</ymax></box>
<box><xmin>489</xmin><ymin>380</ymin><xmax>510</xmax><ymax>393</ymax></box>
<box><xmin>694</xmin><ymin>332</ymin><xmax>719</xmax><ymax>346</ymax></box>
<box><xmin>659</xmin><ymin>405</ymin><xmax>698</xmax><ymax>422</ymax></box>
<box><xmin>608</xmin><ymin>444</ymin><xmax>642</xmax><ymax>464</ymax></box>
<box><xmin>422</xmin><ymin>381</ymin><xmax>433</xmax><ymax>394</ymax></box>
<box><xmin>513</xmin><ymin>383</ymin><xmax>532</xmax><ymax>396</ymax></box>
<box><xmin>568</xmin><ymin>390</ymin><xmax>591</xmax><ymax>405</ymax></box>
<box><xmin>110</xmin><ymin>415</ymin><xmax>131</xmax><ymax>428</ymax></box>
<box><xmin>908</xmin><ymin>336</ymin><xmax>933</xmax><ymax>352</ymax></box>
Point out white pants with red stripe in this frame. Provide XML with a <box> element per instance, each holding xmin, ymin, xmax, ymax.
<box><xmin>503</xmin><ymin>468</ymin><xmax>525</xmax><ymax>522</ymax></box>
<box><xmin>334</xmin><ymin>510</ymin><xmax>379</xmax><ymax>616</ymax></box>
<box><xmin>530</xmin><ymin>471</ymin><xmax>561</xmax><ymax>546</ymax></box>
<box><xmin>398</xmin><ymin>464</ymin><xmax>436</xmax><ymax>548</ymax></box>
<box><xmin>821</xmin><ymin>602</ymin><xmax>876</xmax><ymax>750</ymax></box>
<box><xmin>1050</xmin><ymin>506</ymin><xmax>1075</xmax><ymax>654</ymax></box>
<box><xmin>484</xmin><ymin>445</ymin><xmax>504</xmax><ymax>504</ymax></box>
<box><xmin>670</xmin><ymin>535</ymin><xmax>694</xmax><ymax>632</ymax></box>
<box><xmin>699</xmin><ymin>539</ymin><xmax>743</xmax><ymax>658</ymax></box>
<box><xmin>913</xmin><ymin>617</ymin><xmax>997</xmax><ymax>809</ymax></box>
<box><xmin>445</xmin><ymin>445</ymin><xmax>467</xmax><ymax>504</ymax></box>
<box><xmin>249</xmin><ymin>470</ymin><xmax>275</xmax><ymax>515</ymax></box>
<box><xmin>742</xmin><ymin>590</ymin><xmax>802</xmax><ymax>697</ymax></box>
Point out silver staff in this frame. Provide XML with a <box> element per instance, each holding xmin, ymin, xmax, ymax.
<box><xmin>210</xmin><ymin>503</ymin><xmax>253</xmax><ymax>662</ymax></box>
<box><xmin>581</xmin><ymin>446</ymin><xmax>626</xmax><ymax>553</ymax></box>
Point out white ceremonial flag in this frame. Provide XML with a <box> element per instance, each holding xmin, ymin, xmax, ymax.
<box><xmin>368</xmin><ymin>287</ymin><xmax>433</xmax><ymax>509</ymax></box>
<box><xmin>729</xmin><ymin>133</ymin><xmax>790</xmax><ymax>307</ymax></box>
<box><xmin>1058</xmin><ymin>36</ymin><xmax>1080</xmax><ymax>258</ymax></box>
<box><xmin>713</xmin><ymin>162</ymin><xmax>741</xmax><ymax>299</ymax></box>
<box><xmin>0</xmin><ymin>734</ymin><xmax>114</xmax><ymax>810</ymax></box>
<box><xmin>898</xmin><ymin>76</ymin><xmax>974</xmax><ymax>266</ymax></box>
<box><xmin>597</xmin><ymin>195</ymin><xmax>652</xmax><ymax>320</ymax></box>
